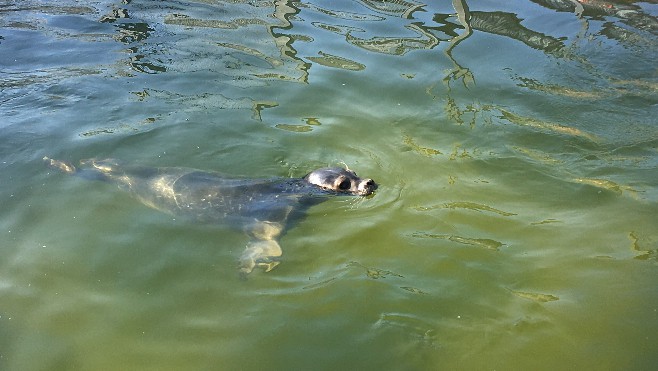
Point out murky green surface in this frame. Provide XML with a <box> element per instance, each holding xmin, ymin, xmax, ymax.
<box><xmin>1</xmin><ymin>0</ymin><xmax>657</xmax><ymax>369</ymax></box>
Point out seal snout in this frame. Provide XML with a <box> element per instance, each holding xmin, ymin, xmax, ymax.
<box><xmin>359</xmin><ymin>178</ymin><xmax>378</xmax><ymax>196</ymax></box>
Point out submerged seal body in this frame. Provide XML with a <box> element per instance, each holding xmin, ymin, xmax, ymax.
<box><xmin>44</xmin><ymin>157</ymin><xmax>377</xmax><ymax>274</ymax></box>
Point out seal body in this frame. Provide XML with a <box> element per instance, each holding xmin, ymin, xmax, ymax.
<box><xmin>44</xmin><ymin>157</ymin><xmax>377</xmax><ymax>274</ymax></box>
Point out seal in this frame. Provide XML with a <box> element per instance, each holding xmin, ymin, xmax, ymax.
<box><xmin>44</xmin><ymin>157</ymin><xmax>377</xmax><ymax>275</ymax></box>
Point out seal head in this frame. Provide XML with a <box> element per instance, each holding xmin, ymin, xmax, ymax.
<box><xmin>304</xmin><ymin>167</ymin><xmax>377</xmax><ymax>196</ymax></box>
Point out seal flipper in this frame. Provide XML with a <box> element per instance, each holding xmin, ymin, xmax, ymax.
<box><xmin>43</xmin><ymin>156</ymin><xmax>77</xmax><ymax>174</ymax></box>
<box><xmin>44</xmin><ymin>157</ymin><xmax>113</xmax><ymax>182</ymax></box>
<box><xmin>240</xmin><ymin>220</ymin><xmax>285</xmax><ymax>275</ymax></box>
<box><xmin>239</xmin><ymin>239</ymin><xmax>282</xmax><ymax>275</ymax></box>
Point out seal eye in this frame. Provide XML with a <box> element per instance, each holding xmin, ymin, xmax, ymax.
<box><xmin>338</xmin><ymin>179</ymin><xmax>351</xmax><ymax>190</ymax></box>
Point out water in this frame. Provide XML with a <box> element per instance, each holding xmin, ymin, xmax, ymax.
<box><xmin>1</xmin><ymin>0</ymin><xmax>657</xmax><ymax>369</ymax></box>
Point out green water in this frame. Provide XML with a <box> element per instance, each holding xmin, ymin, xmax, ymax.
<box><xmin>1</xmin><ymin>0</ymin><xmax>657</xmax><ymax>369</ymax></box>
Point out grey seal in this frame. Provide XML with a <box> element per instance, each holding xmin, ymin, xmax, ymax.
<box><xmin>44</xmin><ymin>157</ymin><xmax>377</xmax><ymax>275</ymax></box>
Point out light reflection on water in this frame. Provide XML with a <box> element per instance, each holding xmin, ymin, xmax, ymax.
<box><xmin>1</xmin><ymin>0</ymin><xmax>657</xmax><ymax>369</ymax></box>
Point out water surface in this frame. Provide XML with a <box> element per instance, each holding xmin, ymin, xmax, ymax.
<box><xmin>1</xmin><ymin>0</ymin><xmax>657</xmax><ymax>369</ymax></box>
